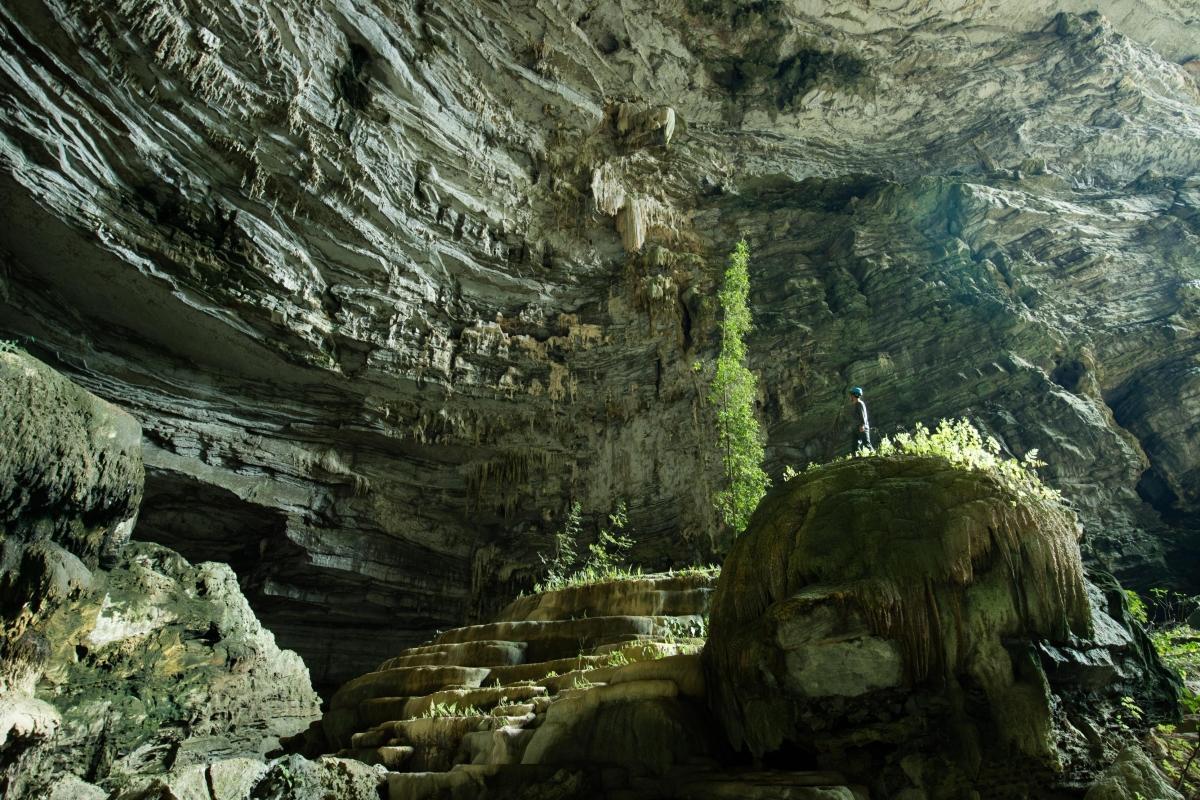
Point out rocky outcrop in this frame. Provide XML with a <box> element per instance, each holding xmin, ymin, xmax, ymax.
<box><xmin>0</xmin><ymin>351</ymin><xmax>324</xmax><ymax>799</ymax></box>
<box><xmin>703</xmin><ymin>455</ymin><xmax>1180</xmax><ymax>798</ymax></box>
<box><xmin>1</xmin><ymin>0</ymin><xmax>1198</xmax><ymax>689</ymax></box>
<box><xmin>294</xmin><ymin>570</ymin><xmax>876</xmax><ymax>799</ymax></box>
<box><xmin>1</xmin><ymin>347</ymin><xmax>145</xmax><ymax>761</ymax></box>
<box><xmin>1084</xmin><ymin>746</ymin><xmax>1185</xmax><ymax>800</ymax></box>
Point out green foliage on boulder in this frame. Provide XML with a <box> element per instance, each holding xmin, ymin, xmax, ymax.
<box><xmin>708</xmin><ymin>239</ymin><xmax>769</xmax><ymax>534</ymax></box>
<box><xmin>810</xmin><ymin>418</ymin><xmax>1063</xmax><ymax>508</ymax></box>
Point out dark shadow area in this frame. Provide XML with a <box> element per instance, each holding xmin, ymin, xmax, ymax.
<box><xmin>135</xmin><ymin>467</ymin><xmax>291</xmax><ymax>579</ymax></box>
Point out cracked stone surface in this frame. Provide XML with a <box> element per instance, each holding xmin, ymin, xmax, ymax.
<box><xmin>1</xmin><ymin>0</ymin><xmax>1198</xmax><ymax>688</ymax></box>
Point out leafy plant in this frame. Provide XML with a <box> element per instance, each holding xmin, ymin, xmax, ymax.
<box><xmin>1126</xmin><ymin>589</ymin><xmax>1149</xmax><ymax>624</ymax></box>
<box><xmin>1147</xmin><ymin>616</ymin><xmax>1200</xmax><ymax>792</ymax></box>
<box><xmin>536</xmin><ymin>501</ymin><xmax>640</xmax><ymax>592</ymax></box>
<box><xmin>1119</xmin><ymin>694</ymin><xmax>1144</xmax><ymax>723</ymax></box>
<box><xmin>586</xmin><ymin>502</ymin><xmax>633</xmax><ymax>573</ymax></box>
<box><xmin>1148</xmin><ymin>587</ymin><xmax>1199</xmax><ymax>626</ymax></box>
<box><xmin>796</xmin><ymin>419</ymin><xmax>1060</xmax><ymax>507</ymax></box>
<box><xmin>707</xmin><ymin>239</ymin><xmax>769</xmax><ymax>533</ymax></box>
<box><xmin>671</xmin><ymin>564</ymin><xmax>721</xmax><ymax>579</ymax></box>
<box><xmin>604</xmin><ymin>650</ymin><xmax>630</xmax><ymax>668</ymax></box>
<box><xmin>0</xmin><ymin>339</ymin><xmax>19</xmax><ymax>354</ymax></box>
<box><xmin>419</xmin><ymin>701</ymin><xmax>480</xmax><ymax>719</ymax></box>
<box><xmin>539</xmin><ymin>501</ymin><xmax>582</xmax><ymax>590</ymax></box>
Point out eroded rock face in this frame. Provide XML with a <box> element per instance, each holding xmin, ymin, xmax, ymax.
<box><xmin>0</xmin><ymin>0</ymin><xmax>1198</xmax><ymax>688</ymax></box>
<box><xmin>1</xmin><ymin>348</ymin><xmax>145</xmax><ymax>760</ymax></box>
<box><xmin>702</xmin><ymin>456</ymin><xmax>1180</xmax><ymax>799</ymax></box>
<box><xmin>0</xmin><ymin>351</ymin><xmax>322</xmax><ymax>799</ymax></box>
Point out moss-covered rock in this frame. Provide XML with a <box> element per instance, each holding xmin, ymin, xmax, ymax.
<box><xmin>0</xmin><ymin>350</ymin><xmax>143</xmax><ymax>566</ymax></box>
<box><xmin>703</xmin><ymin>455</ymin><xmax>1177</xmax><ymax>798</ymax></box>
<box><xmin>0</xmin><ymin>353</ymin><xmax>322</xmax><ymax>799</ymax></box>
<box><xmin>1</xmin><ymin>350</ymin><xmax>146</xmax><ymax>770</ymax></box>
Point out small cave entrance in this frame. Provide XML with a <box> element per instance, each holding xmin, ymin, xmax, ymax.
<box><xmin>134</xmin><ymin>467</ymin><xmax>291</xmax><ymax>583</ymax></box>
<box><xmin>1050</xmin><ymin>359</ymin><xmax>1087</xmax><ymax>392</ymax></box>
<box><xmin>131</xmin><ymin>467</ymin><xmax>330</xmax><ymax>673</ymax></box>
<box><xmin>1135</xmin><ymin>467</ymin><xmax>1179</xmax><ymax>516</ymax></box>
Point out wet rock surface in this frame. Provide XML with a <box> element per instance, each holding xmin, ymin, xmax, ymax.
<box><xmin>0</xmin><ymin>0</ymin><xmax>1198</xmax><ymax>691</ymax></box>
<box><xmin>702</xmin><ymin>456</ymin><xmax>1181</xmax><ymax>799</ymax></box>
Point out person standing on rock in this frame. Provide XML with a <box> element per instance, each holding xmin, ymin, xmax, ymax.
<box><xmin>850</xmin><ymin>387</ymin><xmax>871</xmax><ymax>452</ymax></box>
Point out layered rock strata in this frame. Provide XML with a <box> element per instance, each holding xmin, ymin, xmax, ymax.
<box><xmin>703</xmin><ymin>455</ymin><xmax>1180</xmax><ymax>798</ymax></box>
<box><xmin>0</xmin><ymin>0</ymin><xmax>1198</xmax><ymax>688</ymax></box>
<box><xmin>0</xmin><ymin>351</ymin><xmax>330</xmax><ymax>799</ymax></box>
<box><xmin>293</xmin><ymin>571</ymin><xmax>871</xmax><ymax>799</ymax></box>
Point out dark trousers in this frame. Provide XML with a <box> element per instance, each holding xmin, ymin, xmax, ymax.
<box><xmin>853</xmin><ymin>428</ymin><xmax>872</xmax><ymax>453</ymax></box>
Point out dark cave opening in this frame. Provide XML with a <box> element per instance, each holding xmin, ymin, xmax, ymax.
<box><xmin>134</xmin><ymin>467</ymin><xmax>290</xmax><ymax>582</ymax></box>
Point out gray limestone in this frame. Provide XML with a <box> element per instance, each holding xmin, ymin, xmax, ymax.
<box><xmin>0</xmin><ymin>351</ymin><xmax>323</xmax><ymax>799</ymax></box>
<box><xmin>0</xmin><ymin>1</ymin><xmax>1197</xmax><ymax>693</ymax></box>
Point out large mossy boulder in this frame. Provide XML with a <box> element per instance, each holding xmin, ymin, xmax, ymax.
<box><xmin>0</xmin><ymin>352</ymin><xmax>324</xmax><ymax>799</ymax></box>
<box><xmin>0</xmin><ymin>349</ymin><xmax>143</xmax><ymax>566</ymax></box>
<box><xmin>2</xmin><ymin>349</ymin><xmax>147</xmax><ymax>762</ymax></box>
<box><xmin>703</xmin><ymin>455</ymin><xmax>1178</xmax><ymax>798</ymax></box>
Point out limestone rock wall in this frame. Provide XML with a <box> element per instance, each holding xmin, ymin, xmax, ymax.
<box><xmin>0</xmin><ymin>0</ymin><xmax>1198</xmax><ymax>687</ymax></box>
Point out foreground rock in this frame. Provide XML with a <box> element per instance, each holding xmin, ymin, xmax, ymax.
<box><xmin>0</xmin><ymin>351</ymin><xmax>326</xmax><ymax>798</ymax></box>
<box><xmin>293</xmin><ymin>570</ymin><xmax>870</xmax><ymax>798</ymax></box>
<box><xmin>704</xmin><ymin>455</ymin><xmax>1180</xmax><ymax>798</ymax></box>
<box><xmin>2</xmin><ymin>1</ymin><xmax>1199</xmax><ymax>688</ymax></box>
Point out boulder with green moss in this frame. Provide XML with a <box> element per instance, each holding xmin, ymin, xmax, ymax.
<box><xmin>703</xmin><ymin>454</ymin><xmax>1179</xmax><ymax>799</ymax></box>
<box><xmin>0</xmin><ymin>352</ymin><xmax>324</xmax><ymax>799</ymax></box>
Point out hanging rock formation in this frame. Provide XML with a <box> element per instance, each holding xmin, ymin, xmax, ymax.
<box><xmin>0</xmin><ymin>0</ymin><xmax>1198</xmax><ymax>692</ymax></box>
<box><xmin>703</xmin><ymin>455</ymin><xmax>1180</xmax><ymax>798</ymax></box>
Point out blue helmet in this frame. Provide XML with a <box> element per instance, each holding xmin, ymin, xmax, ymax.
<box><xmin>850</xmin><ymin>387</ymin><xmax>863</xmax><ymax>396</ymax></box>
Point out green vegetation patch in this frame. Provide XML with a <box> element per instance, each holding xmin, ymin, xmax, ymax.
<box><xmin>536</xmin><ymin>500</ymin><xmax>720</xmax><ymax>592</ymax></box>
<box><xmin>708</xmin><ymin>239</ymin><xmax>769</xmax><ymax>534</ymax></box>
<box><xmin>1142</xmin><ymin>589</ymin><xmax>1200</xmax><ymax>795</ymax></box>
<box><xmin>790</xmin><ymin>418</ymin><xmax>1061</xmax><ymax>508</ymax></box>
<box><xmin>419</xmin><ymin>701</ymin><xmax>481</xmax><ymax>719</ymax></box>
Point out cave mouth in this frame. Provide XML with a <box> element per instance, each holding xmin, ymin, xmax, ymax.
<box><xmin>1135</xmin><ymin>468</ymin><xmax>1200</xmax><ymax>596</ymax></box>
<box><xmin>129</xmin><ymin>467</ymin><xmax>342</xmax><ymax>681</ymax></box>
<box><xmin>131</xmin><ymin>468</ymin><xmax>438</xmax><ymax>697</ymax></box>
<box><xmin>134</xmin><ymin>467</ymin><xmax>289</xmax><ymax>583</ymax></box>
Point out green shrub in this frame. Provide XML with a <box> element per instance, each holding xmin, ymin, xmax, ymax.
<box><xmin>796</xmin><ymin>418</ymin><xmax>1060</xmax><ymax>507</ymax></box>
<box><xmin>539</xmin><ymin>501</ymin><xmax>581</xmax><ymax>589</ymax></box>
<box><xmin>708</xmin><ymin>239</ymin><xmax>769</xmax><ymax>533</ymax></box>
<box><xmin>1148</xmin><ymin>621</ymin><xmax>1200</xmax><ymax>792</ymax></box>
<box><xmin>536</xmin><ymin>501</ymin><xmax>638</xmax><ymax>592</ymax></box>
<box><xmin>535</xmin><ymin>505</ymin><xmax>721</xmax><ymax>594</ymax></box>
<box><xmin>1126</xmin><ymin>589</ymin><xmax>1149</xmax><ymax>624</ymax></box>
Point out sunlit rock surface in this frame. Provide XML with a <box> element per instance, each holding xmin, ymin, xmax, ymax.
<box><xmin>0</xmin><ymin>351</ymin><xmax>322</xmax><ymax>799</ymax></box>
<box><xmin>293</xmin><ymin>571</ymin><xmax>875</xmax><ymax>800</ymax></box>
<box><xmin>1</xmin><ymin>0</ymin><xmax>1198</xmax><ymax>687</ymax></box>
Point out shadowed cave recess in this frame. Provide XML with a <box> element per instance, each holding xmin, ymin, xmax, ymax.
<box><xmin>1</xmin><ymin>0</ymin><xmax>1199</xmax><ymax>705</ymax></box>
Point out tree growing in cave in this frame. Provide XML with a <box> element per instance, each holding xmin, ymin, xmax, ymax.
<box><xmin>709</xmin><ymin>239</ymin><xmax>769</xmax><ymax>534</ymax></box>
